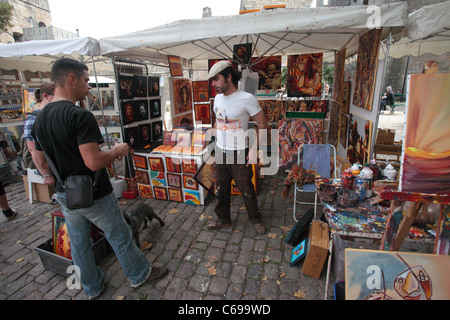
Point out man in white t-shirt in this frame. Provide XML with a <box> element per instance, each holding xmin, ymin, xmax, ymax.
<box><xmin>208</xmin><ymin>60</ymin><xmax>268</xmax><ymax>234</ymax></box>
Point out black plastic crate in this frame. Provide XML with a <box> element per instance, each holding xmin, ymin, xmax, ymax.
<box><xmin>35</xmin><ymin>235</ymin><xmax>110</xmax><ymax>277</ymax></box>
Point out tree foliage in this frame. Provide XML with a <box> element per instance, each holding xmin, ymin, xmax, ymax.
<box><xmin>0</xmin><ymin>2</ymin><xmax>14</xmax><ymax>32</ymax></box>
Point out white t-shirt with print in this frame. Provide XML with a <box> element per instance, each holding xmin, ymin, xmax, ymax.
<box><xmin>213</xmin><ymin>91</ymin><xmax>261</xmax><ymax>150</ymax></box>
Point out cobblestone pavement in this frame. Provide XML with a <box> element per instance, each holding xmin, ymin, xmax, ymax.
<box><xmin>0</xmin><ymin>170</ymin><xmax>335</xmax><ymax>301</ymax></box>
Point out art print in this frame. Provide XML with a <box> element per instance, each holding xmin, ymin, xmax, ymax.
<box><xmin>287</xmin><ymin>53</ymin><xmax>323</xmax><ymax>97</ymax></box>
<box><xmin>193</xmin><ymin>160</ymin><xmax>214</xmax><ymax>194</ymax></box>
<box><xmin>182</xmin><ymin>159</ymin><xmax>197</xmax><ymax>174</ymax></box>
<box><xmin>173</xmin><ymin>112</ymin><xmax>193</xmax><ymax>129</ymax></box>
<box><xmin>258</xmin><ymin>100</ymin><xmax>283</xmax><ymax>122</ymax></box>
<box><xmin>191</xmin><ymin>130</ymin><xmax>205</xmax><ymax>148</ymax></box>
<box><xmin>168</xmin><ymin>55</ymin><xmax>183</xmax><ymax>77</ymax></box>
<box><xmin>167</xmin><ymin>173</ymin><xmax>182</xmax><ymax>188</ymax></box>
<box><xmin>328</xmin><ymin>102</ymin><xmax>341</xmax><ymax>149</ymax></box>
<box><xmin>346</xmin><ymin>115</ymin><xmax>372</xmax><ymax>165</ymax></box>
<box><xmin>124</xmin><ymin>126</ymin><xmax>138</xmax><ymax>149</ymax></box>
<box><xmin>150</xmin><ymin>171</ymin><xmax>166</xmax><ymax>186</ymax></box>
<box><xmin>138</xmin><ymin>123</ymin><xmax>152</xmax><ymax>146</ymax></box>
<box><xmin>135</xmin><ymin>100</ymin><xmax>149</xmax><ymax>121</ymax></box>
<box><xmin>149</xmin><ymin>157</ymin><xmax>164</xmax><ymax>172</ymax></box>
<box><xmin>149</xmin><ymin>99</ymin><xmax>161</xmax><ymax>119</ymax></box>
<box><xmin>121</xmin><ymin>101</ymin><xmax>136</xmax><ymax>125</ymax></box>
<box><xmin>133</xmin><ymin>75</ymin><xmax>147</xmax><ymax>97</ymax></box>
<box><xmin>168</xmin><ymin>188</ymin><xmax>183</xmax><ymax>202</ymax></box>
<box><xmin>233</xmin><ymin>43</ymin><xmax>252</xmax><ymax>65</ymax></box>
<box><xmin>171</xmin><ymin>78</ymin><xmax>193</xmax><ymax>115</ymax></box>
<box><xmin>194</xmin><ymin>103</ymin><xmax>211</xmax><ymax>124</ymax></box>
<box><xmin>133</xmin><ymin>155</ymin><xmax>148</xmax><ymax>170</ymax></box>
<box><xmin>52</xmin><ymin>211</ymin><xmax>71</xmax><ymax>259</ymax></box>
<box><xmin>250</xmin><ymin>56</ymin><xmax>282</xmax><ymax>90</ymax></box>
<box><xmin>135</xmin><ymin>170</ymin><xmax>150</xmax><ymax>185</ymax></box>
<box><xmin>339</xmin><ymin>113</ymin><xmax>348</xmax><ymax>149</ymax></box>
<box><xmin>183</xmin><ymin>174</ymin><xmax>198</xmax><ymax>190</ymax></box>
<box><xmin>118</xmin><ymin>75</ymin><xmax>134</xmax><ymax>99</ymax></box>
<box><xmin>184</xmin><ymin>189</ymin><xmax>201</xmax><ymax>206</ymax></box>
<box><xmin>138</xmin><ymin>183</ymin><xmax>153</xmax><ymax>199</ymax></box>
<box><xmin>151</xmin><ymin>120</ymin><xmax>163</xmax><ymax>140</ymax></box>
<box><xmin>332</xmin><ymin>48</ymin><xmax>346</xmax><ymax>104</ymax></box>
<box><xmin>163</xmin><ymin>132</ymin><xmax>176</xmax><ymax>146</ymax></box>
<box><xmin>153</xmin><ymin>187</ymin><xmax>168</xmax><ymax>200</ymax></box>
<box><xmin>148</xmin><ymin>76</ymin><xmax>160</xmax><ymax>97</ymax></box>
<box><xmin>176</xmin><ymin>132</ymin><xmax>191</xmax><ymax>147</ymax></box>
<box><xmin>192</xmin><ymin>81</ymin><xmax>209</xmax><ymax>102</ymax></box>
<box><xmin>166</xmin><ymin>157</ymin><xmax>181</xmax><ymax>173</ymax></box>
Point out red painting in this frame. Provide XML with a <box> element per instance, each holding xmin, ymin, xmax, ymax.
<box><xmin>287</xmin><ymin>53</ymin><xmax>323</xmax><ymax>97</ymax></box>
<box><xmin>250</xmin><ymin>56</ymin><xmax>282</xmax><ymax>90</ymax></box>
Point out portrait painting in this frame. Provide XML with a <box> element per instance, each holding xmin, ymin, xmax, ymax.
<box><xmin>121</xmin><ymin>101</ymin><xmax>136</xmax><ymax>125</ymax></box>
<box><xmin>194</xmin><ymin>103</ymin><xmax>211</xmax><ymax>125</ymax></box>
<box><xmin>148</xmin><ymin>76</ymin><xmax>160</xmax><ymax>97</ymax></box>
<box><xmin>168</xmin><ymin>188</ymin><xmax>183</xmax><ymax>202</ymax></box>
<box><xmin>182</xmin><ymin>158</ymin><xmax>197</xmax><ymax>174</ymax></box>
<box><xmin>149</xmin><ymin>157</ymin><xmax>164</xmax><ymax>172</ymax></box>
<box><xmin>138</xmin><ymin>123</ymin><xmax>152</xmax><ymax>146</ymax></box>
<box><xmin>287</xmin><ymin>53</ymin><xmax>323</xmax><ymax>97</ymax></box>
<box><xmin>192</xmin><ymin>81</ymin><xmax>209</xmax><ymax>102</ymax></box>
<box><xmin>233</xmin><ymin>43</ymin><xmax>252</xmax><ymax>65</ymax></box>
<box><xmin>118</xmin><ymin>75</ymin><xmax>134</xmax><ymax>99</ymax></box>
<box><xmin>173</xmin><ymin>112</ymin><xmax>193</xmax><ymax>129</ymax></box>
<box><xmin>133</xmin><ymin>75</ymin><xmax>147</xmax><ymax>97</ymax></box>
<box><xmin>153</xmin><ymin>187</ymin><xmax>168</xmax><ymax>201</ymax></box>
<box><xmin>346</xmin><ymin>115</ymin><xmax>372</xmax><ymax>165</ymax></box>
<box><xmin>151</xmin><ymin>120</ymin><xmax>163</xmax><ymax>140</ymax></box>
<box><xmin>183</xmin><ymin>174</ymin><xmax>198</xmax><ymax>190</ymax></box>
<box><xmin>133</xmin><ymin>155</ymin><xmax>147</xmax><ymax>170</ymax></box>
<box><xmin>165</xmin><ymin>157</ymin><xmax>181</xmax><ymax>173</ymax></box>
<box><xmin>149</xmin><ymin>99</ymin><xmax>161</xmax><ymax>119</ymax></box>
<box><xmin>150</xmin><ymin>171</ymin><xmax>166</xmax><ymax>186</ymax></box>
<box><xmin>352</xmin><ymin>29</ymin><xmax>382</xmax><ymax>111</ymax></box>
<box><xmin>138</xmin><ymin>183</ymin><xmax>153</xmax><ymax>199</ymax></box>
<box><xmin>167</xmin><ymin>173</ymin><xmax>182</xmax><ymax>188</ymax></box>
<box><xmin>171</xmin><ymin>78</ymin><xmax>193</xmax><ymax>115</ymax></box>
<box><xmin>135</xmin><ymin>100</ymin><xmax>149</xmax><ymax>121</ymax></box>
<box><xmin>124</xmin><ymin>126</ymin><xmax>138</xmax><ymax>149</ymax></box>
<box><xmin>168</xmin><ymin>55</ymin><xmax>183</xmax><ymax>77</ymax></box>
<box><xmin>250</xmin><ymin>56</ymin><xmax>282</xmax><ymax>90</ymax></box>
<box><xmin>163</xmin><ymin>131</ymin><xmax>176</xmax><ymax>146</ymax></box>
<box><xmin>135</xmin><ymin>170</ymin><xmax>150</xmax><ymax>185</ymax></box>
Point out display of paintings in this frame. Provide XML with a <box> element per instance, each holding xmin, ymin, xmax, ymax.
<box><xmin>332</xmin><ymin>48</ymin><xmax>346</xmax><ymax>104</ymax></box>
<box><xmin>138</xmin><ymin>123</ymin><xmax>152</xmax><ymax>147</ymax></box>
<box><xmin>183</xmin><ymin>174</ymin><xmax>198</xmax><ymax>190</ymax></box>
<box><xmin>194</xmin><ymin>103</ymin><xmax>211</xmax><ymax>124</ymax></box>
<box><xmin>184</xmin><ymin>189</ymin><xmax>201</xmax><ymax>206</ymax></box>
<box><xmin>135</xmin><ymin>100</ymin><xmax>149</xmax><ymax>121</ymax></box>
<box><xmin>151</xmin><ymin>171</ymin><xmax>166</xmax><ymax>186</ymax></box>
<box><xmin>149</xmin><ymin>157</ymin><xmax>164</xmax><ymax>172</ymax></box>
<box><xmin>328</xmin><ymin>102</ymin><xmax>341</xmax><ymax>148</ymax></box>
<box><xmin>345</xmin><ymin>249</ymin><xmax>450</xmax><ymax>300</ymax></box>
<box><xmin>352</xmin><ymin>29</ymin><xmax>382</xmax><ymax>111</ymax></box>
<box><xmin>282</xmin><ymin>100</ymin><xmax>327</xmax><ymax>115</ymax></box>
<box><xmin>94</xmin><ymin>115</ymin><xmax>121</xmax><ymax>127</ymax></box>
<box><xmin>168</xmin><ymin>188</ymin><xmax>183</xmax><ymax>202</ymax></box>
<box><xmin>400</xmin><ymin>73</ymin><xmax>450</xmax><ymax>194</ymax></box>
<box><xmin>166</xmin><ymin>157</ymin><xmax>181</xmax><ymax>173</ymax></box>
<box><xmin>121</xmin><ymin>101</ymin><xmax>136</xmax><ymax>125</ymax></box>
<box><xmin>192</xmin><ymin>130</ymin><xmax>206</xmax><ymax>148</ymax></box>
<box><xmin>171</xmin><ymin>78</ymin><xmax>193</xmax><ymax>115</ymax></box>
<box><xmin>124</xmin><ymin>126</ymin><xmax>138</xmax><ymax>149</ymax></box>
<box><xmin>138</xmin><ymin>183</ymin><xmax>153</xmax><ymax>199</ymax></box>
<box><xmin>135</xmin><ymin>170</ymin><xmax>150</xmax><ymax>185</ymax></box>
<box><xmin>346</xmin><ymin>114</ymin><xmax>372</xmax><ymax>166</ymax></box>
<box><xmin>173</xmin><ymin>112</ymin><xmax>194</xmax><ymax>128</ymax></box>
<box><xmin>22</xmin><ymin>88</ymin><xmax>38</xmax><ymax>114</ymax></box>
<box><xmin>341</xmin><ymin>81</ymin><xmax>351</xmax><ymax>114</ymax></box>
<box><xmin>133</xmin><ymin>155</ymin><xmax>148</xmax><ymax>170</ymax></box>
<box><xmin>168</xmin><ymin>55</ymin><xmax>183</xmax><ymax>77</ymax></box>
<box><xmin>287</xmin><ymin>53</ymin><xmax>323</xmax><ymax>97</ymax></box>
<box><xmin>167</xmin><ymin>173</ymin><xmax>182</xmax><ymax>188</ymax></box>
<box><xmin>133</xmin><ymin>75</ymin><xmax>147</xmax><ymax>97</ymax></box>
<box><xmin>193</xmin><ymin>159</ymin><xmax>214</xmax><ymax>194</ymax></box>
<box><xmin>233</xmin><ymin>43</ymin><xmax>252</xmax><ymax>65</ymax></box>
<box><xmin>153</xmin><ymin>187</ymin><xmax>168</xmax><ymax>200</ymax></box>
<box><xmin>118</xmin><ymin>75</ymin><xmax>134</xmax><ymax>99</ymax></box>
<box><xmin>339</xmin><ymin>113</ymin><xmax>348</xmax><ymax>149</ymax></box>
<box><xmin>192</xmin><ymin>81</ymin><xmax>209</xmax><ymax>102</ymax></box>
<box><xmin>163</xmin><ymin>131</ymin><xmax>176</xmax><ymax>145</ymax></box>
<box><xmin>152</xmin><ymin>120</ymin><xmax>163</xmax><ymax>140</ymax></box>
<box><xmin>278</xmin><ymin>118</ymin><xmax>324</xmax><ymax>168</ymax></box>
<box><xmin>148</xmin><ymin>76</ymin><xmax>160</xmax><ymax>97</ymax></box>
<box><xmin>149</xmin><ymin>99</ymin><xmax>161</xmax><ymax>119</ymax></box>
<box><xmin>52</xmin><ymin>211</ymin><xmax>71</xmax><ymax>259</ymax></box>
<box><xmin>182</xmin><ymin>159</ymin><xmax>197</xmax><ymax>174</ymax></box>
<box><xmin>250</xmin><ymin>56</ymin><xmax>282</xmax><ymax>90</ymax></box>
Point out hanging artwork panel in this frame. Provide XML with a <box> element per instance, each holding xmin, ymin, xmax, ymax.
<box><xmin>118</xmin><ymin>75</ymin><xmax>134</xmax><ymax>99</ymax></box>
<box><xmin>332</xmin><ymin>48</ymin><xmax>346</xmax><ymax>104</ymax></box>
<box><xmin>250</xmin><ymin>56</ymin><xmax>282</xmax><ymax>90</ymax></box>
<box><xmin>233</xmin><ymin>43</ymin><xmax>252</xmax><ymax>65</ymax></box>
<box><xmin>287</xmin><ymin>53</ymin><xmax>323</xmax><ymax>97</ymax></box>
<box><xmin>148</xmin><ymin>76</ymin><xmax>160</xmax><ymax>96</ymax></box>
<box><xmin>133</xmin><ymin>75</ymin><xmax>147</xmax><ymax>97</ymax></box>
<box><xmin>171</xmin><ymin>78</ymin><xmax>193</xmax><ymax>115</ymax></box>
<box><xmin>346</xmin><ymin>114</ymin><xmax>372</xmax><ymax>165</ymax></box>
<box><xmin>168</xmin><ymin>55</ymin><xmax>183</xmax><ymax>77</ymax></box>
<box><xmin>341</xmin><ymin>81</ymin><xmax>351</xmax><ymax>114</ymax></box>
<box><xmin>192</xmin><ymin>81</ymin><xmax>209</xmax><ymax>102</ymax></box>
<box><xmin>352</xmin><ymin>29</ymin><xmax>382</xmax><ymax>111</ymax></box>
<box><xmin>258</xmin><ymin>100</ymin><xmax>283</xmax><ymax>122</ymax></box>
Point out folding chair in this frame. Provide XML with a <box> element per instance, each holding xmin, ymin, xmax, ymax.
<box><xmin>293</xmin><ymin>144</ymin><xmax>337</xmax><ymax>221</ymax></box>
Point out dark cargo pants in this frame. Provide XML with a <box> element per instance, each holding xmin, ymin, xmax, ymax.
<box><xmin>213</xmin><ymin>148</ymin><xmax>261</xmax><ymax>224</ymax></box>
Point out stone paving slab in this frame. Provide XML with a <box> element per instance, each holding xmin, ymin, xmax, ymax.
<box><xmin>0</xmin><ymin>172</ymin><xmax>335</xmax><ymax>300</ymax></box>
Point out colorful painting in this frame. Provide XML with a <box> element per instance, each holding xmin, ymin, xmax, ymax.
<box><xmin>176</xmin><ymin>132</ymin><xmax>191</xmax><ymax>147</ymax></box>
<box><xmin>184</xmin><ymin>189</ymin><xmax>201</xmax><ymax>206</ymax></box>
<box><xmin>150</xmin><ymin>171</ymin><xmax>166</xmax><ymax>186</ymax></box>
<box><xmin>194</xmin><ymin>103</ymin><xmax>211</xmax><ymax>124</ymax></box>
<box><xmin>166</xmin><ymin>157</ymin><xmax>181</xmax><ymax>173</ymax></box>
<box><xmin>287</xmin><ymin>53</ymin><xmax>323</xmax><ymax>97</ymax></box>
<box><xmin>167</xmin><ymin>173</ymin><xmax>182</xmax><ymax>188</ymax></box>
<box><xmin>149</xmin><ymin>157</ymin><xmax>164</xmax><ymax>172</ymax></box>
<box><xmin>133</xmin><ymin>155</ymin><xmax>147</xmax><ymax>170</ymax></box>
<box><xmin>258</xmin><ymin>100</ymin><xmax>283</xmax><ymax>122</ymax></box>
<box><xmin>153</xmin><ymin>187</ymin><xmax>168</xmax><ymax>200</ymax></box>
<box><xmin>138</xmin><ymin>183</ymin><xmax>153</xmax><ymax>199</ymax></box>
<box><xmin>173</xmin><ymin>112</ymin><xmax>194</xmax><ymax>128</ymax></box>
<box><xmin>135</xmin><ymin>170</ymin><xmax>150</xmax><ymax>185</ymax></box>
<box><xmin>191</xmin><ymin>131</ymin><xmax>205</xmax><ymax>148</ymax></box>
<box><xmin>346</xmin><ymin>115</ymin><xmax>372</xmax><ymax>166</ymax></box>
<box><xmin>168</xmin><ymin>188</ymin><xmax>183</xmax><ymax>202</ymax></box>
<box><xmin>250</xmin><ymin>56</ymin><xmax>282</xmax><ymax>90</ymax></box>
<box><xmin>352</xmin><ymin>29</ymin><xmax>382</xmax><ymax>111</ymax></box>
<box><xmin>163</xmin><ymin>132</ymin><xmax>176</xmax><ymax>146</ymax></box>
<box><xmin>52</xmin><ymin>211</ymin><xmax>71</xmax><ymax>259</ymax></box>
<box><xmin>332</xmin><ymin>48</ymin><xmax>346</xmax><ymax>104</ymax></box>
<box><xmin>345</xmin><ymin>249</ymin><xmax>450</xmax><ymax>300</ymax></box>
<box><xmin>168</xmin><ymin>55</ymin><xmax>183</xmax><ymax>77</ymax></box>
<box><xmin>400</xmin><ymin>74</ymin><xmax>450</xmax><ymax>194</ymax></box>
<box><xmin>171</xmin><ymin>78</ymin><xmax>193</xmax><ymax>115</ymax></box>
<box><xmin>192</xmin><ymin>81</ymin><xmax>209</xmax><ymax>102</ymax></box>
<box><xmin>183</xmin><ymin>174</ymin><xmax>198</xmax><ymax>190</ymax></box>
<box><xmin>278</xmin><ymin>118</ymin><xmax>324</xmax><ymax>168</ymax></box>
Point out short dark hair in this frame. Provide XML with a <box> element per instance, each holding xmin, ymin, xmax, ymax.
<box><xmin>219</xmin><ymin>66</ymin><xmax>241</xmax><ymax>87</ymax></box>
<box><xmin>51</xmin><ymin>58</ymin><xmax>88</xmax><ymax>86</ymax></box>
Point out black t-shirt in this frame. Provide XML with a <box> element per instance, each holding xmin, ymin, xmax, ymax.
<box><xmin>32</xmin><ymin>100</ymin><xmax>112</xmax><ymax>199</ymax></box>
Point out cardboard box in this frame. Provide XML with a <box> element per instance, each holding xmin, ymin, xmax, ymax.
<box><xmin>23</xmin><ymin>175</ymin><xmax>54</xmax><ymax>203</ymax></box>
<box><xmin>376</xmin><ymin>129</ymin><xmax>396</xmax><ymax>145</ymax></box>
<box><xmin>302</xmin><ymin>220</ymin><xmax>329</xmax><ymax>279</ymax></box>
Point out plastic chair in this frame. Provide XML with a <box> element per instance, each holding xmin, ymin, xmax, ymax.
<box><xmin>293</xmin><ymin>144</ymin><xmax>337</xmax><ymax>221</ymax></box>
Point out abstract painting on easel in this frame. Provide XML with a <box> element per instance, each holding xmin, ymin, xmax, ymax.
<box><xmin>400</xmin><ymin>74</ymin><xmax>450</xmax><ymax>194</ymax></box>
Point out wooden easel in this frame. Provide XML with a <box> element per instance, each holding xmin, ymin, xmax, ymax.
<box><xmin>380</xmin><ymin>190</ymin><xmax>449</xmax><ymax>253</ymax></box>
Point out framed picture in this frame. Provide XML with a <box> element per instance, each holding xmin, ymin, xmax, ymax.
<box><xmin>121</xmin><ymin>101</ymin><xmax>136</xmax><ymax>125</ymax></box>
<box><xmin>184</xmin><ymin>189</ymin><xmax>201</xmax><ymax>206</ymax></box>
<box><xmin>124</xmin><ymin>126</ymin><xmax>138</xmax><ymax>149</ymax></box>
<box><xmin>149</xmin><ymin>99</ymin><xmax>162</xmax><ymax>119</ymax></box>
<box><xmin>135</xmin><ymin>100</ymin><xmax>149</xmax><ymax>121</ymax></box>
<box><xmin>118</xmin><ymin>75</ymin><xmax>134</xmax><ymax>99</ymax></box>
<box><xmin>166</xmin><ymin>157</ymin><xmax>181</xmax><ymax>173</ymax></box>
<box><xmin>290</xmin><ymin>238</ymin><xmax>308</xmax><ymax>267</ymax></box>
<box><xmin>233</xmin><ymin>43</ymin><xmax>252</xmax><ymax>65</ymax></box>
<box><xmin>133</xmin><ymin>155</ymin><xmax>148</xmax><ymax>170</ymax></box>
<box><xmin>168</xmin><ymin>188</ymin><xmax>183</xmax><ymax>202</ymax></box>
<box><xmin>149</xmin><ymin>157</ymin><xmax>164</xmax><ymax>172</ymax></box>
<box><xmin>138</xmin><ymin>183</ymin><xmax>153</xmax><ymax>199</ymax></box>
<box><xmin>152</xmin><ymin>120</ymin><xmax>163</xmax><ymax>140</ymax></box>
<box><xmin>171</xmin><ymin>78</ymin><xmax>193</xmax><ymax>115</ymax></box>
<box><xmin>176</xmin><ymin>132</ymin><xmax>191</xmax><ymax>147</ymax></box>
<box><xmin>194</xmin><ymin>103</ymin><xmax>211</xmax><ymax>125</ymax></box>
<box><xmin>194</xmin><ymin>158</ymin><xmax>214</xmax><ymax>194</ymax></box>
<box><xmin>192</xmin><ymin>81</ymin><xmax>209</xmax><ymax>102</ymax></box>
<box><xmin>287</xmin><ymin>53</ymin><xmax>323</xmax><ymax>97</ymax></box>
<box><xmin>148</xmin><ymin>76</ymin><xmax>160</xmax><ymax>97</ymax></box>
<box><xmin>133</xmin><ymin>75</ymin><xmax>147</xmax><ymax>97</ymax></box>
<box><xmin>150</xmin><ymin>171</ymin><xmax>166</xmax><ymax>186</ymax></box>
<box><xmin>163</xmin><ymin>131</ymin><xmax>176</xmax><ymax>146</ymax></box>
<box><xmin>168</xmin><ymin>55</ymin><xmax>183</xmax><ymax>77</ymax></box>
<box><xmin>135</xmin><ymin>170</ymin><xmax>150</xmax><ymax>185</ymax></box>
<box><xmin>138</xmin><ymin>123</ymin><xmax>152</xmax><ymax>146</ymax></box>
<box><xmin>153</xmin><ymin>186</ymin><xmax>168</xmax><ymax>200</ymax></box>
<box><xmin>52</xmin><ymin>211</ymin><xmax>72</xmax><ymax>259</ymax></box>
<box><xmin>167</xmin><ymin>173</ymin><xmax>182</xmax><ymax>188</ymax></box>
<box><xmin>250</xmin><ymin>56</ymin><xmax>282</xmax><ymax>90</ymax></box>
<box><xmin>182</xmin><ymin>159</ymin><xmax>197</xmax><ymax>174</ymax></box>
<box><xmin>183</xmin><ymin>174</ymin><xmax>198</xmax><ymax>190</ymax></box>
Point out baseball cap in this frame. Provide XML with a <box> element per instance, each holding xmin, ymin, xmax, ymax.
<box><xmin>208</xmin><ymin>60</ymin><xmax>232</xmax><ymax>79</ymax></box>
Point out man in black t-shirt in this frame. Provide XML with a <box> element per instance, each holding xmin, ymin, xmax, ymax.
<box><xmin>32</xmin><ymin>58</ymin><xmax>167</xmax><ymax>299</ymax></box>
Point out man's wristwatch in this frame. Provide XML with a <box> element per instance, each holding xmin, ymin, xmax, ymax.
<box><xmin>43</xmin><ymin>174</ymin><xmax>52</xmax><ymax>178</ymax></box>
